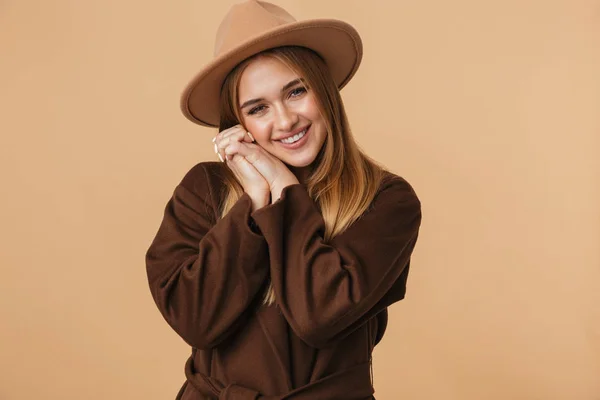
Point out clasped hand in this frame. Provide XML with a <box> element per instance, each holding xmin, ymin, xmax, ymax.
<box><xmin>213</xmin><ymin>124</ymin><xmax>299</xmax><ymax>209</ymax></box>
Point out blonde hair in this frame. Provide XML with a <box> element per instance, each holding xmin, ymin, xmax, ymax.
<box><xmin>218</xmin><ymin>46</ymin><xmax>386</xmax><ymax>306</ymax></box>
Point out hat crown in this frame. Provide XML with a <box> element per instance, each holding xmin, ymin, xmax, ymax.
<box><xmin>214</xmin><ymin>0</ymin><xmax>297</xmax><ymax>57</ymax></box>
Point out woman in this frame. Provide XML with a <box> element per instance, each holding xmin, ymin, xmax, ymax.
<box><xmin>145</xmin><ymin>1</ymin><xmax>422</xmax><ymax>398</ymax></box>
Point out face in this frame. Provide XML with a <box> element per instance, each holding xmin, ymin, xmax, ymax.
<box><xmin>237</xmin><ymin>56</ymin><xmax>327</xmax><ymax>168</ymax></box>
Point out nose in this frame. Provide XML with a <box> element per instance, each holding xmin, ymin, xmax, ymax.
<box><xmin>273</xmin><ymin>103</ymin><xmax>298</xmax><ymax>133</ymax></box>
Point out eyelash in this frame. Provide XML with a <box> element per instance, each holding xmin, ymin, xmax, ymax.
<box><xmin>247</xmin><ymin>86</ymin><xmax>307</xmax><ymax>115</ymax></box>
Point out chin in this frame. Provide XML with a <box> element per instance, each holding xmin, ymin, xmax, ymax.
<box><xmin>281</xmin><ymin>154</ymin><xmax>317</xmax><ymax>168</ymax></box>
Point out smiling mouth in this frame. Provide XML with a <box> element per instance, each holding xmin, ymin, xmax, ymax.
<box><xmin>278</xmin><ymin>126</ymin><xmax>309</xmax><ymax>144</ymax></box>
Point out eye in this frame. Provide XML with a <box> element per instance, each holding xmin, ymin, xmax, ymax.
<box><xmin>248</xmin><ymin>105</ymin><xmax>266</xmax><ymax>115</ymax></box>
<box><xmin>289</xmin><ymin>86</ymin><xmax>307</xmax><ymax>98</ymax></box>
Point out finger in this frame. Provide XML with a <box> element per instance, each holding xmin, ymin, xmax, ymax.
<box><xmin>214</xmin><ymin>139</ymin><xmax>223</xmax><ymax>162</ymax></box>
<box><xmin>214</xmin><ymin>124</ymin><xmax>240</xmax><ymax>148</ymax></box>
<box><xmin>217</xmin><ymin>128</ymin><xmax>255</xmax><ymax>161</ymax></box>
<box><xmin>216</xmin><ymin>124</ymin><xmax>244</xmax><ymax>143</ymax></box>
<box><xmin>235</xmin><ymin>129</ymin><xmax>255</xmax><ymax>144</ymax></box>
<box><xmin>221</xmin><ymin>126</ymin><xmax>254</xmax><ymax>145</ymax></box>
<box><xmin>213</xmin><ymin>128</ymin><xmax>228</xmax><ymax>145</ymax></box>
<box><xmin>216</xmin><ymin>124</ymin><xmax>241</xmax><ymax>139</ymax></box>
<box><xmin>224</xmin><ymin>141</ymin><xmax>262</xmax><ymax>164</ymax></box>
<box><xmin>223</xmin><ymin>140</ymin><xmax>241</xmax><ymax>160</ymax></box>
<box><xmin>217</xmin><ymin>135</ymin><xmax>233</xmax><ymax>161</ymax></box>
<box><xmin>214</xmin><ymin>129</ymin><xmax>230</xmax><ymax>161</ymax></box>
<box><xmin>215</xmin><ymin>130</ymin><xmax>234</xmax><ymax>161</ymax></box>
<box><xmin>223</xmin><ymin>139</ymin><xmax>251</xmax><ymax>157</ymax></box>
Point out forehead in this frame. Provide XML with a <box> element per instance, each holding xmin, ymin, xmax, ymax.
<box><xmin>238</xmin><ymin>57</ymin><xmax>300</xmax><ymax>98</ymax></box>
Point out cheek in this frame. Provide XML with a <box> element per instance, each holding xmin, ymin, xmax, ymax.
<box><xmin>244</xmin><ymin>119</ymin><xmax>271</xmax><ymax>143</ymax></box>
<box><xmin>303</xmin><ymin>96</ymin><xmax>323</xmax><ymax>121</ymax></box>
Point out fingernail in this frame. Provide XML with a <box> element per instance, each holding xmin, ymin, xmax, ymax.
<box><xmin>212</xmin><ymin>137</ymin><xmax>216</xmax><ymax>143</ymax></box>
<box><xmin>246</xmin><ymin>131</ymin><xmax>255</xmax><ymax>142</ymax></box>
<box><xmin>214</xmin><ymin>143</ymin><xmax>218</xmax><ymax>153</ymax></box>
<box><xmin>218</xmin><ymin>153</ymin><xmax>224</xmax><ymax>162</ymax></box>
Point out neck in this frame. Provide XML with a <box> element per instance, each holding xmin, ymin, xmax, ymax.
<box><xmin>289</xmin><ymin>164</ymin><xmax>312</xmax><ymax>185</ymax></box>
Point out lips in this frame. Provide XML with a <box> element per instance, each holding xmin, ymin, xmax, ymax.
<box><xmin>276</xmin><ymin>125</ymin><xmax>310</xmax><ymax>142</ymax></box>
<box><xmin>277</xmin><ymin>125</ymin><xmax>311</xmax><ymax>149</ymax></box>
<box><xmin>280</xmin><ymin>129</ymin><xmax>308</xmax><ymax>144</ymax></box>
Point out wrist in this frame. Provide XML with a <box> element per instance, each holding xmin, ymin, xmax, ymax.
<box><xmin>248</xmin><ymin>192</ymin><xmax>270</xmax><ymax>211</ymax></box>
<box><xmin>271</xmin><ymin>175</ymin><xmax>300</xmax><ymax>202</ymax></box>
<box><xmin>271</xmin><ymin>184</ymin><xmax>294</xmax><ymax>203</ymax></box>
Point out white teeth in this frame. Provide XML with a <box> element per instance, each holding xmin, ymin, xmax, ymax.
<box><xmin>281</xmin><ymin>129</ymin><xmax>307</xmax><ymax>144</ymax></box>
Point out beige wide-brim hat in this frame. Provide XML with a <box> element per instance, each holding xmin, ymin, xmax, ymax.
<box><xmin>180</xmin><ymin>0</ymin><xmax>363</xmax><ymax>128</ymax></box>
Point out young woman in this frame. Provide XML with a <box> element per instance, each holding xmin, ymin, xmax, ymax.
<box><xmin>145</xmin><ymin>1</ymin><xmax>422</xmax><ymax>399</ymax></box>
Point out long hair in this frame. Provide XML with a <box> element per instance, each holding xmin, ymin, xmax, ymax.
<box><xmin>217</xmin><ymin>46</ymin><xmax>386</xmax><ymax>306</ymax></box>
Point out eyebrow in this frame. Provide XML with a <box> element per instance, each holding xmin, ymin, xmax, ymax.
<box><xmin>239</xmin><ymin>78</ymin><xmax>306</xmax><ymax>110</ymax></box>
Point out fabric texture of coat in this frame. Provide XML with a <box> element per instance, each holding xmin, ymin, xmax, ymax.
<box><xmin>145</xmin><ymin>161</ymin><xmax>422</xmax><ymax>399</ymax></box>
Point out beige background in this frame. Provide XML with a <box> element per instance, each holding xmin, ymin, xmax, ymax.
<box><xmin>1</xmin><ymin>0</ymin><xmax>599</xmax><ymax>399</ymax></box>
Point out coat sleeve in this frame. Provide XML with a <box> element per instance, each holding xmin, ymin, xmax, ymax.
<box><xmin>250</xmin><ymin>175</ymin><xmax>422</xmax><ymax>348</ymax></box>
<box><xmin>145</xmin><ymin>163</ymin><xmax>270</xmax><ymax>350</ymax></box>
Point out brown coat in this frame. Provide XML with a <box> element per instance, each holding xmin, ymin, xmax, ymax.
<box><xmin>145</xmin><ymin>162</ymin><xmax>422</xmax><ymax>399</ymax></box>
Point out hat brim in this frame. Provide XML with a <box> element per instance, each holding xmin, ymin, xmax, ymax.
<box><xmin>180</xmin><ymin>19</ymin><xmax>363</xmax><ymax>128</ymax></box>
